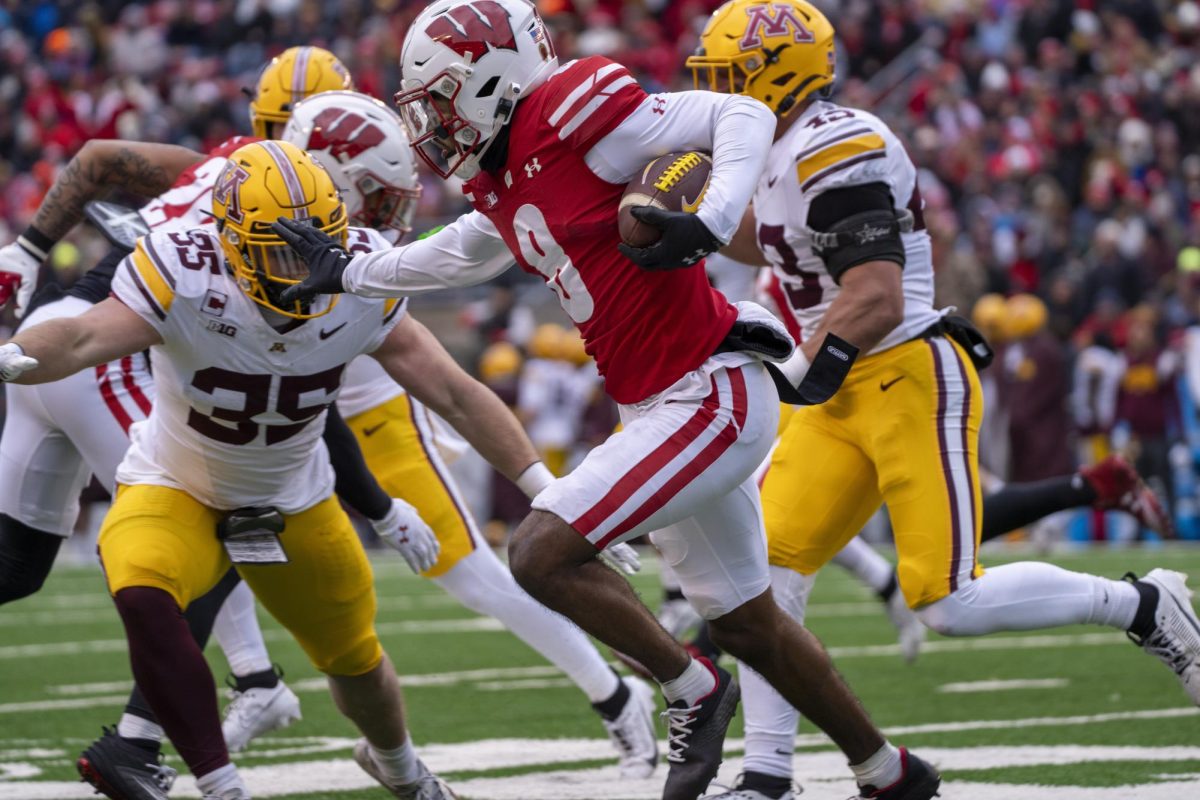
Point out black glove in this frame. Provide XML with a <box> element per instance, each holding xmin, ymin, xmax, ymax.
<box><xmin>617</xmin><ymin>206</ymin><xmax>722</xmax><ymax>271</ymax></box>
<box><xmin>272</xmin><ymin>217</ymin><xmax>352</xmax><ymax>306</ymax></box>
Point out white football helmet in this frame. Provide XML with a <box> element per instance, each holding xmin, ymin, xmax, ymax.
<box><xmin>394</xmin><ymin>0</ymin><xmax>558</xmax><ymax>179</ymax></box>
<box><xmin>283</xmin><ymin>90</ymin><xmax>421</xmax><ymax>235</ymax></box>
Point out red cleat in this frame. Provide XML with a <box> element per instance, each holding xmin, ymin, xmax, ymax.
<box><xmin>1080</xmin><ymin>455</ymin><xmax>1175</xmax><ymax>538</ymax></box>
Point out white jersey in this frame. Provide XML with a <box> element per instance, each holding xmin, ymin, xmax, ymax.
<box><xmin>753</xmin><ymin>100</ymin><xmax>941</xmax><ymax>353</ymax></box>
<box><xmin>111</xmin><ymin>225</ymin><xmax>406</xmax><ymax>513</ymax></box>
<box><xmin>338</xmin><ymin>354</ymin><xmax>405</xmax><ymax>419</ymax></box>
<box><xmin>518</xmin><ymin>358</ymin><xmax>595</xmax><ymax>451</ymax></box>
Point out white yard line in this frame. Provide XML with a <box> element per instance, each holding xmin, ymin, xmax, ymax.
<box><xmin>938</xmin><ymin>678</ymin><xmax>1070</xmax><ymax>693</ymax></box>
<box><xmin>4</xmin><ymin>743</ymin><xmax>1200</xmax><ymax>798</ymax></box>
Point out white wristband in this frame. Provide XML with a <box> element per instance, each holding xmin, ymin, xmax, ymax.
<box><xmin>515</xmin><ymin>462</ymin><xmax>555</xmax><ymax>499</ymax></box>
<box><xmin>777</xmin><ymin>347</ymin><xmax>812</xmax><ymax>387</ymax></box>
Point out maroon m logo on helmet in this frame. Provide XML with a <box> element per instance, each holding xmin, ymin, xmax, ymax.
<box><xmin>426</xmin><ymin>1</ymin><xmax>517</xmax><ymax>62</ymax></box>
<box><xmin>213</xmin><ymin>162</ymin><xmax>251</xmax><ymax>224</ymax></box>
<box><xmin>739</xmin><ymin>3</ymin><xmax>816</xmax><ymax>50</ymax></box>
<box><xmin>309</xmin><ymin>108</ymin><xmax>386</xmax><ymax>161</ymax></box>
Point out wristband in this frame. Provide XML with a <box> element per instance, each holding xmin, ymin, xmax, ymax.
<box><xmin>515</xmin><ymin>462</ymin><xmax>555</xmax><ymax>499</ymax></box>
<box><xmin>18</xmin><ymin>225</ymin><xmax>54</xmax><ymax>262</ymax></box>
<box><xmin>777</xmin><ymin>348</ymin><xmax>811</xmax><ymax>387</ymax></box>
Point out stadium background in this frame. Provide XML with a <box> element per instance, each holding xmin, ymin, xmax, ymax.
<box><xmin>3</xmin><ymin>2</ymin><xmax>1200</xmax><ymax>798</ymax></box>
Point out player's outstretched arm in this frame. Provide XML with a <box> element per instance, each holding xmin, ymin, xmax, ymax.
<box><xmin>3</xmin><ymin>297</ymin><xmax>163</xmax><ymax>385</ymax></box>
<box><xmin>721</xmin><ymin>206</ymin><xmax>769</xmax><ymax>266</ymax></box>
<box><xmin>0</xmin><ymin>141</ymin><xmax>203</xmax><ymax>317</ymax></box>
<box><xmin>371</xmin><ymin>315</ymin><xmax>542</xmax><ymax>485</ymax></box>
<box><xmin>276</xmin><ymin>212</ymin><xmax>515</xmax><ymax>307</ymax></box>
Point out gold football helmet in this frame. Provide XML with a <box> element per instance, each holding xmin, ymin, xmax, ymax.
<box><xmin>971</xmin><ymin>293</ymin><xmax>1008</xmax><ymax>343</ymax></box>
<box><xmin>249</xmin><ymin>46</ymin><xmax>354</xmax><ymax>139</ymax></box>
<box><xmin>211</xmin><ymin>140</ymin><xmax>348</xmax><ymax>319</ymax></box>
<box><xmin>687</xmin><ymin>0</ymin><xmax>836</xmax><ymax>117</ymax></box>
<box><xmin>1003</xmin><ymin>294</ymin><xmax>1048</xmax><ymax>341</ymax></box>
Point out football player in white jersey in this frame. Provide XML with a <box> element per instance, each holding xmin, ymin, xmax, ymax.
<box><xmin>691</xmin><ymin>2</ymin><xmax>1200</xmax><ymax>798</ymax></box>
<box><xmin>0</xmin><ymin>139</ymin><xmax>555</xmax><ymax>800</ymax></box>
<box><xmin>0</xmin><ymin>80</ymin><xmax>657</xmax><ymax>781</ymax></box>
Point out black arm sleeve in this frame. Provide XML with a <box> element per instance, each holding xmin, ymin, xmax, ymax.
<box><xmin>323</xmin><ymin>404</ymin><xmax>391</xmax><ymax>521</ymax></box>
<box><xmin>807</xmin><ymin>182</ymin><xmax>906</xmax><ymax>281</ymax></box>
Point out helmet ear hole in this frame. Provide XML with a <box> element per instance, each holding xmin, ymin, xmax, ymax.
<box><xmin>476</xmin><ymin>76</ymin><xmax>500</xmax><ymax>98</ymax></box>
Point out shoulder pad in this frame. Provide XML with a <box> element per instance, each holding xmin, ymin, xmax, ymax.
<box><xmin>542</xmin><ymin>56</ymin><xmax>643</xmax><ymax>149</ymax></box>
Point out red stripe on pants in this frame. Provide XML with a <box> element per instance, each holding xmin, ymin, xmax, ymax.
<box><xmin>573</xmin><ymin>377</ymin><xmax>722</xmax><ymax>537</ymax></box>
<box><xmin>96</xmin><ymin>363</ymin><xmax>134</xmax><ymax>433</ymax></box>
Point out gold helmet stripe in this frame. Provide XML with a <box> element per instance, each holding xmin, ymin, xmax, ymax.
<box><xmin>259</xmin><ymin>140</ymin><xmax>307</xmax><ymax>217</ymax></box>
<box><xmin>291</xmin><ymin>46</ymin><xmax>313</xmax><ymax>105</ymax></box>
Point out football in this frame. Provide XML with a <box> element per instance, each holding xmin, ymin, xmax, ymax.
<box><xmin>618</xmin><ymin>151</ymin><xmax>713</xmax><ymax>247</ymax></box>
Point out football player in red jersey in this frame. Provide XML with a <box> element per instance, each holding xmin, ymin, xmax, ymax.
<box><xmin>276</xmin><ymin>2</ymin><xmax>933</xmax><ymax>797</ymax></box>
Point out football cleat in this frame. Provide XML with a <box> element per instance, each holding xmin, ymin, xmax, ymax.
<box><xmin>353</xmin><ymin>739</ymin><xmax>458</xmax><ymax>799</ymax></box>
<box><xmin>1127</xmin><ymin>569</ymin><xmax>1200</xmax><ymax>704</ymax></box>
<box><xmin>851</xmin><ymin>748</ymin><xmax>941</xmax><ymax>799</ymax></box>
<box><xmin>1081</xmin><ymin>455</ymin><xmax>1174</xmax><ymax>537</ymax></box>
<box><xmin>222</xmin><ymin>677</ymin><xmax>302</xmax><ymax>752</ymax></box>
<box><xmin>77</xmin><ymin>726</ymin><xmax>177</xmax><ymax>800</ymax></box>
<box><xmin>701</xmin><ymin>771</ymin><xmax>798</xmax><ymax>799</ymax></box>
<box><xmin>600</xmin><ymin>676</ymin><xmax>659</xmax><ymax>779</ymax></box>
<box><xmin>201</xmin><ymin>789</ymin><xmax>251</xmax><ymax>800</ymax></box>
<box><xmin>662</xmin><ymin>659</ymin><xmax>740</xmax><ymax>800</ymax></box>
<box><xmin>884</xmin><ymin>587</ymin><xmax>926</xmax><ymax>664</ymax></box>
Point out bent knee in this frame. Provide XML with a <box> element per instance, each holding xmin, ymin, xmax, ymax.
<box><xmin>312</xmin><ymin>630</ymin><xmax>383</xmax><ymax>676</ymax></box>
<box><xmin>507</xmin><ymin>511</ymin><xmax>582</xmax><ymax>588</ymax></box>
<box><xmin>915</xmin><ymin>592</ymin><xmax>977</xmax><ymax>637</ymax></box>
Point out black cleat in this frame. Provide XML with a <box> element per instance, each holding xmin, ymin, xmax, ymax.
<box><xmin>662</xmin><ymin>659</ymin><xmax>740</xmax><ymax>800</ymax></box>
<box><xmin>77</xmin><ymin>726</ymin><xmax>177</xmax><ymax>800</ymax></box>
<box><xmin>852</xmin><ymin>748</ymin><xmax>940</xmax><ymax>799</ymax></box>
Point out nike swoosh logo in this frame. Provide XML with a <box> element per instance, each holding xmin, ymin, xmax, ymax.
<box><xmin>319</xmin><ymin>322</ymin><xmax>347</xmax><ymax>340</ymax></box>
<box><xmin>682</xmin><ymin>188</ymin><xmax>709</xmax><ymax>214</ymax></box>
<box><xmin>363</xmin><ymin>422</ymin><xmax>388</xmax><ymax>437</ymax></box>
<box><xmin>767</xmin><ymin>175</ymin><xmax>779</xmax><ymax>189</ymax></box>
<box><xmin>880</xmin><ymin>375</ymin><xmax>906</xmax><ymax>391</ymax></box>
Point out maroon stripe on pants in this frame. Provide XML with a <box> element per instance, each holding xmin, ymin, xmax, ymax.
<box><xmin>572</xmin><ymin>376</ymin><xmax>721</xmax><ymax>537</ymax></box>
<box><xmin>946</xmin><ymin>341</ymin><xmax>977</xmax><ymax>584</ymax></box>
<box><xmin>927</xmin><ymin>341</ymin><xmax>962</xmax><ymax>594</ymax></box>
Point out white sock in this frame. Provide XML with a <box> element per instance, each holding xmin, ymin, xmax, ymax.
<box><xmin>196</xmin><ymin>763</ymin><xmax>248</xmax><ymax>796</ymax></box>
<box><xmin>831</xmin><ymin>537</ymin><xmax>894</xmax><ymax>595</ymax></box>
<box><xmin>739</xmin><ymin>566</ymin><xmax>814</xmax><ymax>780</ymax></box>
<box><xmin>433</xmin><ymin>546</ymin><xmax>619</xmax><ymax>702</ymax></box>
<box><xmin>850</xmin><ymin>743</ymin><xmax>903</xmax><ymax>789</ymax></box>
<box><xmin>662</xmin><ymin>658</ymin><xmax>717</xmax><ymax>706</ymax></box>
<box><xmin>214</xmin><ymin>581</ymin><xmax>273</xmax><ymax>677</ymax></box>
<box><xmin>369</xmin><ymin>738</ymin><xmax>421</xmax><ymax>785</ymax></box>
<box><xmin>117</xmin><ymin>713</ymin><xmax>163</xmax><ymax>744</ymax></box>
<box><xmin>739</xmin><ymin>663</ymin><xmax>796</xmax><ymax>779</ymax></box>
<box><xmin>917</xmin><ymin>562</ymin><xmax>1142</xmax><ymax>636</ymax></box>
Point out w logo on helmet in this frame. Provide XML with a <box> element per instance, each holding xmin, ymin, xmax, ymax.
<box><xmin>739</xmin><ymin>3</ymin><xmax>816</xmax><ymax>50</ymax></box>
<box><xmin>309</xmin><ymin>108</ymin><xmax>386</xmax><ymax>161</ymax></box>
<box><xmin>213</xmin><ymin>162</ymin><xmax>251</xmax><ymax>224</ymax></box>
<box><xmin>426</xmin><ymin>0</ymin><xmax>517</xmax><ymax>62</ymax></box>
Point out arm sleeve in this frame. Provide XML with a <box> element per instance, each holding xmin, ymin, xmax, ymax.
<box><xmin>323</xmin><ymin>404</ymin><xmax>391</xmax><ymax>521</ymax></box>
<box><xmin>341</xmin><ymin>211</ymin><xmax>515</xmax><ymax>297</ymax></box>
<box><xmin>585</xmin><ymin>91</ymin><xmax>777</xmax><ymax>244</ymax></box>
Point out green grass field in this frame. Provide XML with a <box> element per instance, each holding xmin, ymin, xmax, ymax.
<box><xmin>2</xmin><ymin>544</ymin><xmax>1199</xmax><ymax>799</ymax></box>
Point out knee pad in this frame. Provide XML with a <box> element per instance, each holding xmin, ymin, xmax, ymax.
<box><xmin>0</xmin><ymin>514</ymin><xmax>63</xmax><ymax>605</ymax></box>
<box><xmin>915</xmin><ymin>583</ymin><xmax>980</xmax><ymax>637</ymax></box>
<box><xmin>769</xmin><ymin>565</ymin><xmax>815</xmax><ymax>626</ymax></box>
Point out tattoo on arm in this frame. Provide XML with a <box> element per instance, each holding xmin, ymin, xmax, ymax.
<box><xmin>34</xmin><ymin>144</ymin><xmax>176</xmax><ymax>242</ymax></box>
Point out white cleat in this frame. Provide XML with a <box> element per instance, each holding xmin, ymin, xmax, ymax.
<box><xmin>1131</xmin><ymin>569</ymin><xmax>1200</xmax><ymax>705</ymax></box>
<box><xmin>201</xmin><ymin>789</ymin><xmax>251</xmax><ymax>800</ymax></box>
<box><xmin>701</xmin><ymin>774</ymin><xmax>798</xmax><ymax>799</ymax></box>
<box><xmin>884</xmin><ymin>589</ymin><xmax>926</xmax><ymax>664</ymax></box>
<box><xmin>222</xmin><ymin>681</ymin><xmax>302</xmax><ymax>753</ymax></box>
<box><xmin>353</xmin><ymin>739</ymin><xmax>457</xmax><ymax>799</ymax></box>
<box><xmin>601</xmin><ymin>676</ymin><xmax>659</xmax><ymax>778</ymax></box>
<box><xmin>659</xmin><ymin>598</ymin><xmax>703</xmax><ymax>640</ymax></box>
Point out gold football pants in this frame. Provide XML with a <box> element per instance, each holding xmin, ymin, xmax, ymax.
<box><xmin>98</xmin><ymin>485</ymin><xmax>381</xmax><ymax>676</ymax></box>
<box><xmin>762</xmin><ymin>337</ymin><xmax>985</xmax><ymax>608</ymax></box>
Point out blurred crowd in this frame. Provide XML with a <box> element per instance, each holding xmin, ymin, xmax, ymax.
<box><xmin>2</xmin><ymin>0</ymin><xmax>1200</xmax><ymax>536</ymax></box>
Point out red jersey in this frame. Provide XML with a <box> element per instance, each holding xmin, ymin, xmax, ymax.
<box><xmin>462</xmin><ymin>57</ymin><xmax>737</xmax><ymax>405</ymax></box>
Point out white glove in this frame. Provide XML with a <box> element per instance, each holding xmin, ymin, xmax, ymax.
<box><xmin>0</xmin><ymin>343</ymin><xmax>38</xmax><ymax>382</ymax></box>
<box><xmin>371</xmin><ymin>498</ymin><xmax>440</xmax><ymax>574</ymax></box>
<box><xmin>599</xmin><ymin>543</ymin><xmax>641</xmax><ymax>575</ymax></box>
<box><xmin>0</xmin><ymin>241</ymin><xmax>43</xmax><ymax>319</ymax></box>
